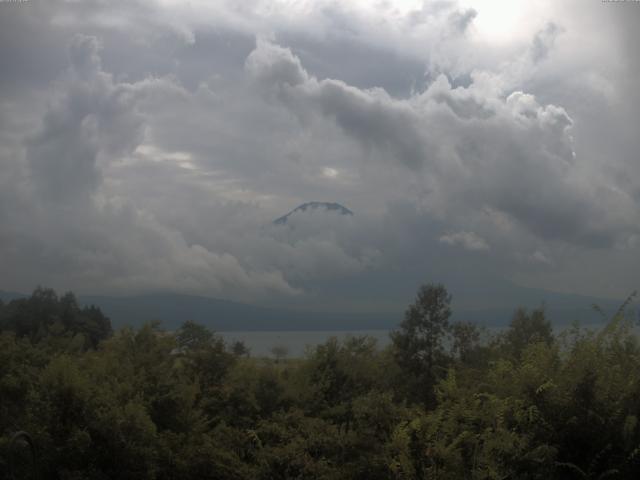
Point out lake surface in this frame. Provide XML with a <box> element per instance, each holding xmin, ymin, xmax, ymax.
<box><xmin>220</xmin><ymin>330</ymin><xmax>392</xmax><ymax>357</ymax></box>
<box><xmin>220</xmin><ymin>321</ymin><xmax>614</xmax><ymax>358</ymax></box>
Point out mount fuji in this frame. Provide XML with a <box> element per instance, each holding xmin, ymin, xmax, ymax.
<box><xmin>273</xmin><ymin>202</ymin><xmax>353</xmax><ymax>225</ymax></box>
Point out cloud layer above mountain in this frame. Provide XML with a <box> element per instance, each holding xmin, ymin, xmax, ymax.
<box><xmin>1</xmin><ymin>0</ymin><xmax>639</xmax><ymax>308</ymax></box>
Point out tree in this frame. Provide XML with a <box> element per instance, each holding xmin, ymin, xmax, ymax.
<box><xmin>176</xmin><ymin>320</ymin><xmax>214</xmax><ymax>351</ymax></box>
<box><xmin>500</xmin><ymin>307</ymin><xmax>553</xmax><ymax>359</ymax></box>
<box><xmin>271</xmin><ymin>345</ymin><xmax>289</xmax><ymax>363</ymax></box>
<box><xmin>391</xmin><ymin>283</ymin><xmax>452</xmax><ymax>406</ymax></box>
<box><xmin>450</xmin><ymin>320</ymin><xmax>482</xmax><ymax>364</ymax></box>
<box><xmin>0</xmin><ymin>288</ymin><xmax>111</xmax><ymax>350</ymax></box>
<box><xmin>231</xmin><ymin>340</ymin><xmax>250</xmax><ymax>357</ymax></box>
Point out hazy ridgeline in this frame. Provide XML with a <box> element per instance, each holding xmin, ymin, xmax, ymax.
<box><xmin>1</xmin><ymin>286</ymin><xmax>639</xmax><ymax>479</ymax></box>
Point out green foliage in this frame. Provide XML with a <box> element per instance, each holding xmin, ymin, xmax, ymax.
<box><xmin>0</xmin><ymin>287</ymin><xmax>112</xmax><ymax>351</ymax></box>
<box><xmin>1</xmin><ymin>285</ymin><xmax>640</xmax><ymax>479</ymax></box>
<box><xmin>450</xmin><ymin>320</ymin><xmax>485</xmax><ymax>365</ymax></box>
<box><xmin>497</xmin><ymin>307</ymin><xmax>554</xmax><ymax>360</ymax></box>
<box><xmin>390</xmin><ymin>283</ymin><xmax>452</xmax><ymax>406</ymax></box>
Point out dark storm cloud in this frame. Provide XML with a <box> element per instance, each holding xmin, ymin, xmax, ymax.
<box><xmin>0</xmin><ymin>0</ymin><xmax>639</xmax><ymax>303</ymax></box>
<box><xmin>246</xmin><ymin>41</ymin><xmax>430</xmax><ymax>170</ymax></box>
<box><xmin>245</xmin><ymin>40</ymin><xmax>639</xmax><ymax>249</ymax></box>
<box><xmin>274</xmin><ymin>32</ymin><xmax>427</xmax><ymax>98</ymax></box>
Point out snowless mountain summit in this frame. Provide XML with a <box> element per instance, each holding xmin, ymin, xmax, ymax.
<box><xmin>273</xmin><ymin>202</ymin><xmax>354</xmax><ymax>225</ymax></box>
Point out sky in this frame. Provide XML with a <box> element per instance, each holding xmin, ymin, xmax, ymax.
<box><xmin>1</xmin><ymin>0</ymin><xmax>639</xmax><ymax>313</ymax></box>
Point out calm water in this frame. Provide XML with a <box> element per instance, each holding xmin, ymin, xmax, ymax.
<box><xmin>220</xmin><ymin>322</ymin><xmax>613</xmax><ymax>358</ymax></box>
<box><xmin>220</xmin><ymin>330</ymin><xmax>392</xmax><ymax>357</ymax></box>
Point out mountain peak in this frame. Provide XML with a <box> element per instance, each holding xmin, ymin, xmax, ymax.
<box><xmin>274</xmin><ymin>202</ymin><xmax>354</xmax><ymax>225</ymax></box>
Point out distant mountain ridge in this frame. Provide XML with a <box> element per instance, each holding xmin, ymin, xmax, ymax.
<box><xmin>1</xmin><ymin>288</ymin><xmax>627</xmax><ymax>332</ymax></box>
<box><xmin>73</xmin><ymin>293</ymin><xmax>396</xmax><ymax>331</ymax></box>
<box><xmin>0</xmin><ymin>290</ymin><xmax>26</xmax><ymax>303</ymax></box>
<box><xmin>274</xmin><ymin>202</ymin><xmax>353</xmax><ymax>225</ymax></box>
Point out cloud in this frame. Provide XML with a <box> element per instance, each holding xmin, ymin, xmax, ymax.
<box><xmin>26</xmin><ymin>34</ymin><xmax>144</xmax><ymax>202</ymax></box>
<box><xmin>440</xmin><ymin>231</ymin><xmax>489</xmax><ymax>251</ymax></box>
<box><xmin>0</xmin><ymin>0</ymin><xmax>639</xmax><ymax>304</ymax></box>
<box><xmin>245</xmin><ymin>38</ymin><xmax>309</xmax><ymax>89</ymax></box>
<box><xmin>246</xmin><ymin>39</ymin><xmax>639</xmax><ymax>249</ymax></box>
<box><xmin>531</xmin><ymin>250</ymin><xmax>553</xmax><ymax>265</ymax></box>
<box><xmin>530</xmin><ymin>22</ymin><xmax>563</xmax><ymax>63</ymax></box>
<box><xmin>245</xmin><ymin>42</ymin><xmax>429</xmax><ymax>170</ymax></box>
<box><xmin>2</xmin><ymin>33</ymin><xmax>300</xmax><ymax>300</ymax></box>
<box><xmin>448</xmin><ymin>8</ymin><xmax>478</xmax><ymax>33</ymax></box>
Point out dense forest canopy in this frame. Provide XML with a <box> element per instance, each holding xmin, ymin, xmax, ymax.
<box><xmin>1</xmin><ymin>286</ymin><xmax>639</xmax><ymax>479</ymax></box>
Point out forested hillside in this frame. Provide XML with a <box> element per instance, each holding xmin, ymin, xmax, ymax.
<box><xmin>1</xmin><ymin>286</ymin><xmax>639</xmax><ymax>479</ymax></box>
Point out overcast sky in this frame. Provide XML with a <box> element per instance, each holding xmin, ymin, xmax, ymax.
<box><xmin>1</xmin><ymin>0</ymin><xmax>639</xmax><ymax>311</ymax></box>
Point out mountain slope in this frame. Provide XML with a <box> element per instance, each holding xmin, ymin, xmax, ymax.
<box><xmin>79</xmin><ymin>293</ymin><xmax>395</xmax><ymax>331</ymax></box>
<box><xmin>0</xmin><ymin>290</ymin><xmax>26</xmax><ymax>303</ymax></box>
<box><xmin>79</xmin><ymin>289</ymin><xmax>626</xmax><ymax>331</ymax></box>
<box><xmin>2</xmin><ymin>287</ymin><xmax>627</xmax><ymax>332</ymax></box>
<box><xmin>274</xmin><ymin>202</ymin><xmax>353</xmax><ymax>225</ymax></box>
